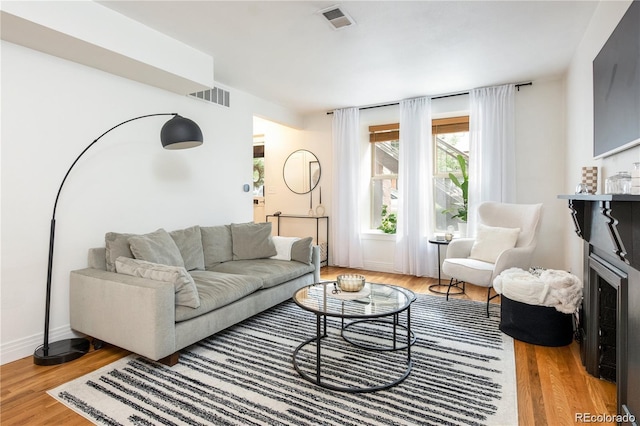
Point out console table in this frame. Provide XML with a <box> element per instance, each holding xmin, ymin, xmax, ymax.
<box><xmin>266</xmin><ymin>214</ymin><xmax>329</xmax><ymax>266</ymax></box>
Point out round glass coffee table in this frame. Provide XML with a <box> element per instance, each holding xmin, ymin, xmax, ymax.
<box><xmin>292</xmin><ymin>281</ymin><xmax>416</xmax><ymax>393</ymax></box>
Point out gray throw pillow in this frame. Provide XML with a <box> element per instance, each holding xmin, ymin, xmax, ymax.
<box><xmin>128</xmin><ymin>228</ymin><xmax>185</xmax><ymax>268</ymax></box>
<box><xmin>105</xmin><ymin>232</ymin><xmax>135</xmax><ymax>272</ymax></box>
<box><xmin>291</xmin><ymin>237</ymin><xmax>313</xmax><ymax>264</ymax></box>
<box><xmin>201</xmin><ymin>225</ymin><xmax>233</xmax><ymax>269</ymax></box>
<box><xmin>230</xmin><ymin>222</ymin><xmax>277</xmax><ymax>260</ymax></box>
<box><xmin>169</xmin><ymin>226</ymin><xmax>205</xmax><ymax>271</ymax></box>
<box><xmin>115</xmin><ymin>257</ymin><xmax>200</xmax><ymax>308</ymax></box>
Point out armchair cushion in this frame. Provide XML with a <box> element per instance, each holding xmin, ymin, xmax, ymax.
<box><xmin>442</xmin><ymin>257</ymin><xmax>495</xmax><ymax>287</ymax></box>
<box><xmin>469</xmin><ymin>224</ymin><xmax>520</xmax><ymax>263</ymax></box>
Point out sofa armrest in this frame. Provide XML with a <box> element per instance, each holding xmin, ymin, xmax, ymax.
<box><xmin>311</xmin><ymin>245</ymin><xmax>321</xmax><ymax>283</ymax></box>
<box><xmin>70</xmin><ymin>268</ymin><xmax>176</xmax><ymax>361</ymax></box>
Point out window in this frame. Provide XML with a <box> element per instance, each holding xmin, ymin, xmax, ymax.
<box><xmin>433</xmin><ymin>116</ymin><xmax>469</xmax><ymax>232</ymax></box>
<box><xmin>370</xmin><ymin>124</ymin><xmax>399</xmax><ymax>231</ymax></box>
<box><xmin>369</xmin><ymin>117</ymin><xmax>469</xmax><ymax>232</ymax></box>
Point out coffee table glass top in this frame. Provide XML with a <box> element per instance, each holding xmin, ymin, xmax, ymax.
<box><xmin>293</xmin><ymin>282</ymin><xmax>415</xmax><ymax>318</ymax></box>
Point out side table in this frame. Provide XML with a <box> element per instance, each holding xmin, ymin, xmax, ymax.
<box><xmin>428</xmin><ymin>238</ymin><xmax>464</xmax><ymax>295</ymax></box>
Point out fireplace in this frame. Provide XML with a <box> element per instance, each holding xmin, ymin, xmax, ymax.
<box><xmin>585</xmin><ymin>253</ymin><xmax>627</xmax><ymax>385</ymax></box>
<box><xmin>560</xmin><ymin>194</ymin><xmax>639</xmax><ymax>424</ymax></box>
<box><xmin>598</xmin><ymin>273</ymin><xmax>618</xmax><ymax>383</ymax></box>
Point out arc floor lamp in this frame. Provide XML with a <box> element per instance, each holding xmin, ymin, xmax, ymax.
<box><xmin>33</xmin><ymin>113</ymin><xmax>204</xmax><ymax>366</ymax></box>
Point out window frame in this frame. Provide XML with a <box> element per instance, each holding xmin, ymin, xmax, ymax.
<box><xmin>368</xmin><ymin>116</ymin><xmax>470</xmax><ymax>232</ymax></box>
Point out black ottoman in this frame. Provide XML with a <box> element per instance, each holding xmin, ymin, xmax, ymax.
<box><xmin>499</xmin><ymin>296</ymin><xmax>574</xmax><ymax>346</ymax></box>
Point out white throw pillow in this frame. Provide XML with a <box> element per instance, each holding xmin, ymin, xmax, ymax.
<box><xmin>270</xmin><ymin>236</ymin><xmax>300</xmax><ymax>261</ymax></box>
<box><xmin>115</xmin><ymin>256</ymin><xmax>200</xmax><ymax>309</ymax></box>
<box><xmin>469</xmin><ymin>224</ymin><xmax>520</xmax><ymax>263</ymax></box>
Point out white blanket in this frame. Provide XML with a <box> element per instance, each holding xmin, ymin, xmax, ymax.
<box><xmin>493</xmin><ymin>267</ymin><xmax>583</xmax><ymax>314</ymax></box>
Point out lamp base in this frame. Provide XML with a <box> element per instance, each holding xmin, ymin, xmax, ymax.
<box><xmin>33</xmin><ymin>338</ymin><xmax>90</xmax><ymax>366</ymax></box>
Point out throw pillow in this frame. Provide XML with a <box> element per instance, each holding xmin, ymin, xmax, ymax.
<box><xmin>291</xmin><ymin>237</ymin><xmax>314</xmax><ymax>264</ymax></box>
<box><xmin>270</xmin><ymin>236</ymin><xmax>300</xmax><ymax>261</ymax></box>
<box><xmin>128</xmin><ymin>228</ymin><xmax>185</xmax><ymax>268</ymax></box>
<box><xmin>169</xmin><ymin>226</ymin><xmax>205</xmax><ymax>271</ymax></box>
<box><xmin>469</xmin><ymin>224</ymin><xmax>521</xmax><ymax>263</ymax></box>
<box><xmin>230</xmin><ymin>222</ymin><xmax>277</xmax><ymax>260</ymax></box>
<box><xmin>105</xmin><ymin>232</ymin><xmax>135</xmax><ymax>272</ymax></box>
<box><xmin>115</xmin><ymin>257</ymin><xmax>200</xmax><ymax>308</ymax></box>
<box><xmin>201</xmin><ymin>225</ymin><xmax>233</xmax><ymax>269</ymax></box>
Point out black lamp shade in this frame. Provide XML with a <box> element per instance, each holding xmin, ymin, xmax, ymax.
<box><xmin>161</xmin><ymin>115</ymin><xmax>204</xmax><ymax>150</ymax></box>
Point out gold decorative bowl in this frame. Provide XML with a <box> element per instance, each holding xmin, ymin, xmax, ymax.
<box><xmin>336</xmin><ymin>274</ymin><xmax>366</xmax><ymax>292</ymax></box>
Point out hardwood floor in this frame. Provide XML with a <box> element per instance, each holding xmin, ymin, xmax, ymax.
<box><xmin>1</xmin><ymin>267</ymin><xmax>616</xmax><ymax>425</ymax></box>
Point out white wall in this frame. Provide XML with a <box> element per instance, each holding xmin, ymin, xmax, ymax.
<box><xmin>564</xmin><ymin>0</ymin><xmax>639</xmax><ymax>279</ymax></box>
<box><xmin>514</xmin><ymin>79</ymin><xmax>567</xmax><ymax>270</ymax></box>
<box><xmin>0</xmin><ymin>41</ymin><xmax>300</xmax><ymax>364</ymax></box>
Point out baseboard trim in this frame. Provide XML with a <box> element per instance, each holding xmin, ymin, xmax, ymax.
<box><xmin>362</xmin><ymin>260</ymin><xmax>396</xmax><ymax>273</ymax></box>
<box><xmin>0</xmin><ymin>324</ymin><xmax>82</xmax><ymax>365</ymax></box>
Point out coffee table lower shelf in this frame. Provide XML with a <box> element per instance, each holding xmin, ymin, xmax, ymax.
<box><xmin>292</xmin><ymin>312</ymin><xmax>414</xmax><ymax>393</ymax></box>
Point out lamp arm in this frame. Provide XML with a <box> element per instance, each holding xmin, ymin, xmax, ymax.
<box><xmin>51</xmin><ymin>113</ymin><xmax>177</xmax><ymax>220</ymax></box>
<box><xmin>42</xmin><ymin>112</ymin><xmax>176</xmax><ymax>352</ymax></box>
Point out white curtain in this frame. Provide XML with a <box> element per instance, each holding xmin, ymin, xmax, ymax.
<box><xmin>330</xmin><ymin>107</ymin><xmax>363</xmax><ymax>268</ymax></box>
<box><xmin>393</xmin><ymin>97</ymin><xmax>436</xmax><ymax>277</ymax></box>
<box><xmin>468</xmin><ymin>84</ymin><xmax>516</xmax><ymax>233</ymax></box>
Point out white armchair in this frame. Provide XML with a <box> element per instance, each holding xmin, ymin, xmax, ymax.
<box><xmin>441</xmin><ymin>202</ymin><xmax>543</xmax><ymax>316</ymax></box>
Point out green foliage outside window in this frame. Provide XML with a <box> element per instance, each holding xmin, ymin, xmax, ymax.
<box><xmin>378</xmin><ymin>204</ymin><xmax>397</xmax><ymax>234</ymax></box>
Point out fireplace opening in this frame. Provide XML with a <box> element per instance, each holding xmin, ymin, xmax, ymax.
<box><xmin>598</xmin><ymin>277</ymin><xmax>617</xmax><ymax>383</ymax></box>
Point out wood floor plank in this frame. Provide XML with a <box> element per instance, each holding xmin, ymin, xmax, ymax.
<box><xmin>0</xmin><ymin>267</ymin><xmax>617</xmax><ymax>425</ymax></box>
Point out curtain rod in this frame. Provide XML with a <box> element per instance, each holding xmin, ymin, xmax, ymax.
<box><xmin>325</xmin><ymin>82</ymin><xmax>532</xmax><ymax>115</ymax></box>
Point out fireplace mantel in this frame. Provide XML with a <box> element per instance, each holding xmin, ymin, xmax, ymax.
<box><xmin>559</xmin><ymin>194</ymin><xmax>639</xmax><ymax>424</ymax></box>
<box><xmin>558</xmin><ymin>194</ymin><xmax>640</xmax><ymax>269</ymax></box>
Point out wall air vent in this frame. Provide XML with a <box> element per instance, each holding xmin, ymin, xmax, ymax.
<box><xmin>318</xmin><ymin>5</ymin><xmax>355</xmax><ymax>30</ymax></box>
<box><xmin>189</xmin><ymin>87</ymin><xmax>230</xmax><ymax>107</ymax></box>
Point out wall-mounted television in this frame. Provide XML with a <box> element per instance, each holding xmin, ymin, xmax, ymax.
<box><xmin>593</xmin><ymin>0</ymin><xmax>640</xmax><ymax>159</ymax></box>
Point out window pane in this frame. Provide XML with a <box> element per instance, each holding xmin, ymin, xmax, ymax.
<box><xmin>435</xmin><ymin>132</ymin><xmax>469</xmax><ymax>176</ymax></box>
<box><xmin>371</xmin><ymin>178</ymin><xmax>398</xmax><ymax>229</ymax></box>
<box><xmin>434</xmin><ymin>177</ymin><xmax>465</xmax><ymax>231</ymax></box>
<box><xmin>373</xmin><ymin>141</ymin><xmax>399</xmax><ymax>176</ymax></box>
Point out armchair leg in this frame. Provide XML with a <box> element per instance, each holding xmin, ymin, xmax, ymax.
<box><xmin>446</xmin><ymin>278</ymin><xmax>465</xmax><ymax>301</ymax></box>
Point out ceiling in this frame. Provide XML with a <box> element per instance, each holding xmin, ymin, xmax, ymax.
<box><xmin>99</xmin><ymin>1</ymin><xmax>599</xmax><ymax>115</ymax></box>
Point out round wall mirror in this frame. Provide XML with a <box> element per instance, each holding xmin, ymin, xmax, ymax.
<box><xmin>283</xmin><ymin>149</ymin><xmax>321</xmax><ymax>194</ymax></box>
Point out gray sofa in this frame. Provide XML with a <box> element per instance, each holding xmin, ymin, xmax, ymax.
<box><xmin>70</xmin><ymin>222</ymin><xmax>320</xmax><ymax>365</ymax></box>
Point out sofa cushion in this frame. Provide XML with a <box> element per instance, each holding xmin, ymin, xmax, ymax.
<box><xmin>175</xmin><ymin>271</ymin><xmax>263</xmax><ymax>322</ymax></box>
<box><xmin>105</xmin><ymin>232</ymin><xmax>135</xmax><ymax>272</ymax></box>
<box><xmin>270</xmin><ymin>236</ymin><xmax>300</xmax><ymax>261</ymax></box>
<box><xmin>230</xmin><ymin>222</ymin><xmax>277</xmax><ymax>260</ymax></box>
<box><xmin>201</xmin><ymin>225</ymin><xmax>233</xmax><ymax>269</ymax></box>
<box><xmin>291</xmin><ymin>237</ymin><xmax>314</xmax><ymax>265</ymax></box>
<box><xmin>170</xmin><ymin>226</ymin><xmax>205</xmax><ymax>271</ymax></box>
<box><xmin>115</xmin><ymin>257</ymin><xmax>200</xmax><ymax>308</ymax></box>
<box><xmin>211</xmin><ymin>259</ymin><xmax>315</xmax><ymax>289</ymax></box>
<box><xmin>470</xmin><ymin>224</ymin><xmax>520</xmax><ymax>263</ymax></box>
<box><xmin>128</xmin><ymin>229</ymin><xmax>185</xmax><ymax>268</ymax></box>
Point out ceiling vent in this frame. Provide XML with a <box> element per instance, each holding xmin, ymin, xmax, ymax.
<box><xmin>189</xmin><ymin>87</ymin><xmax>230</xmax><ymax>108</ymax></box>
<box><xmin>318</xmin><ymin>5</ymin><xmax>355</xmax><ymax>30</ymax></box>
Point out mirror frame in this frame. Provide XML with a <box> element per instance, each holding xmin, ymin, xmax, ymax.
<box><xmin>283</xmin><ymin>149</ymin><xmax>321</xmax><ymax>194</ymax></box>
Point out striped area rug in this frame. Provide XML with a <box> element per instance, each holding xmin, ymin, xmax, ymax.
<box><xmin>49</xmin><ymin>294</ymin><xmax>517</xmax><ymax>425</ymax></box>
